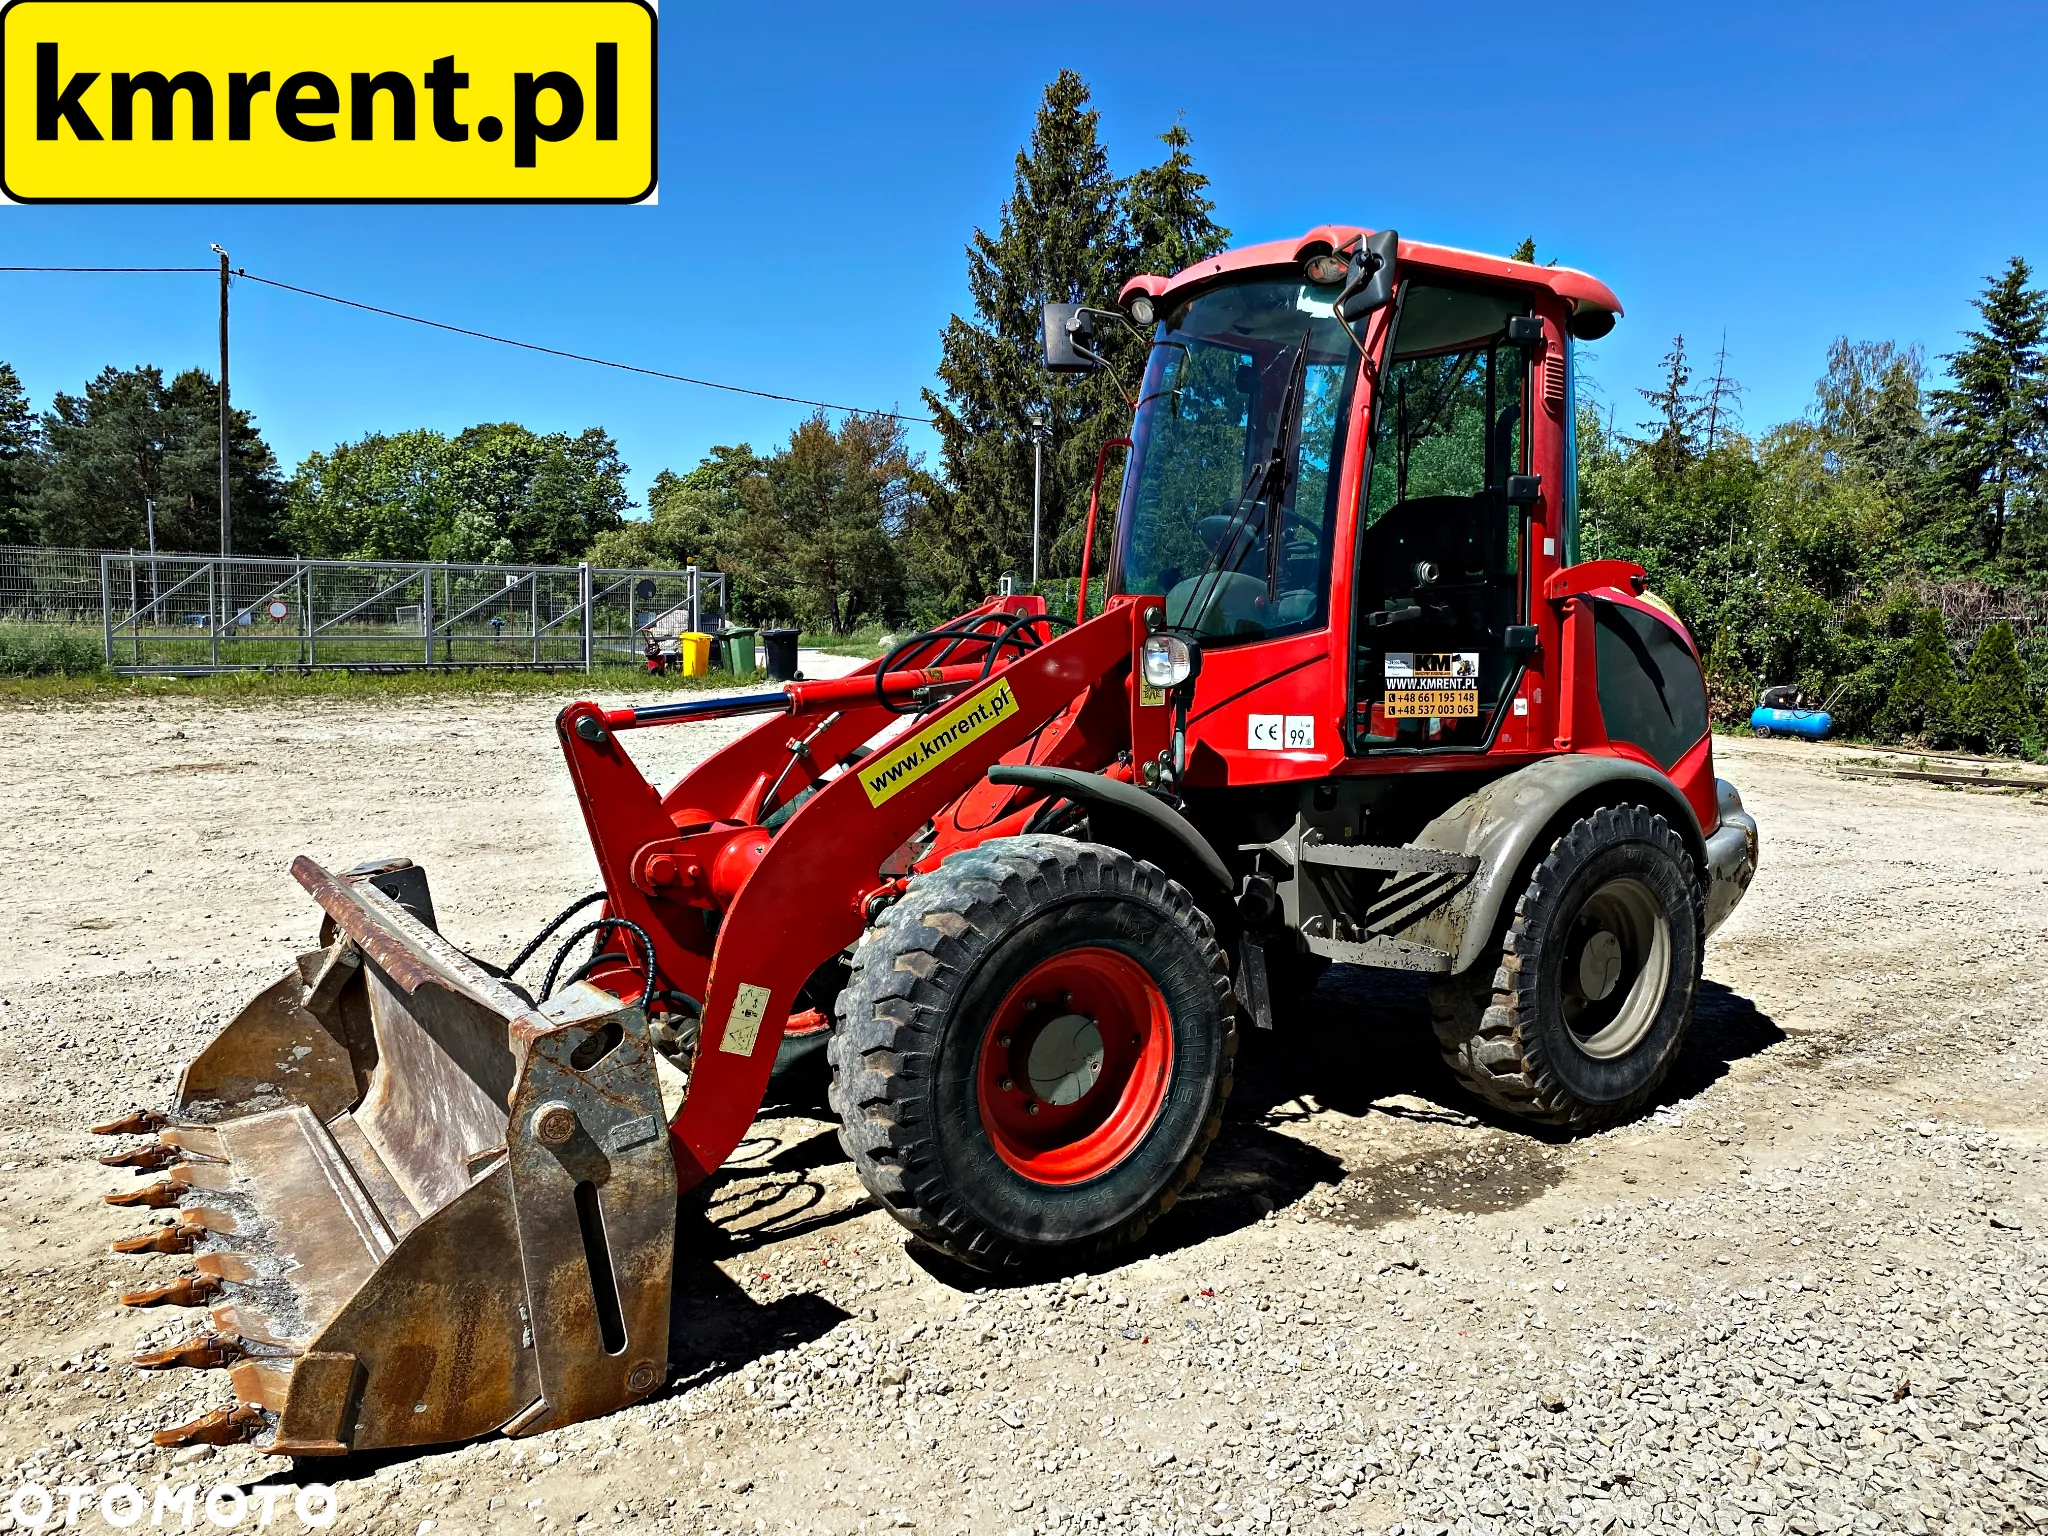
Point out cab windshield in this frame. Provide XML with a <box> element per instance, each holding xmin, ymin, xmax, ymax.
<box><xmin>1111</xmin><ymin>278</ymin><xmax>1360</xmax><ymax>642</ymax></box>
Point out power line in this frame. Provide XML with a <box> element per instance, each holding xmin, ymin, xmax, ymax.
<box><xmin>0</xmin><ymin>261</ymin><xmax>933</xmax><ymax>424</ymax></box>
<box><xmin>234</xmin><ymin>270</ymin><xmax>933</xmax><ymax>423</ymax></box>
<box><xmin>0</xmin><ymin>265</ymin><xmax>213</xmax><ymax>273</ymax></box>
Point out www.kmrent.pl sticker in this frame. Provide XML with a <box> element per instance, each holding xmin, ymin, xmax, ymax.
<box><xmin>0</xmin><ymin>0</ymin><xmax>655</xmax><ymax>202</ymax></box>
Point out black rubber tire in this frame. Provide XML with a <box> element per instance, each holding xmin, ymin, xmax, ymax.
<box><xmin>1428</xmin><ymin>803</ymin><xmax>1702</xmax><ymax>1130</ymax></box>
<box><xmin>829</xmin><ymin>835</ymin><xmax>1235</xmax><ymax>1271</ymax></box>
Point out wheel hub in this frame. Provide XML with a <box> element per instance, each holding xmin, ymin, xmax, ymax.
<box><xmin>1025</xmin><ymin>1013</ymin><xmax>1104</xmax><ymax>1106</ymax></box>
<box><xmin>975</xmin><ymin>947</ymin><xmax>1174</xmax><ymax>1186</ymax></box>
<box><xmin>1560</xmin><ymin>876</ymin><xmax>1672</xmax><ymax>1060</ymax></box>
<box><xmin>1576</xmin><ymin>930</ymin><xmax>1624</xmax><ymax>1001</ymax></box>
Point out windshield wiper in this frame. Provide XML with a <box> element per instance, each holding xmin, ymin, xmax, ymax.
<box><xmin>1263</xmin><ymin>332</ymin><xmax>1313</xmax><ymax>605</ymax></box>
<box><xmin>1179</xmin><ymin>331</ymin><xmax>1312</xmax><ymax>632</ymax></box>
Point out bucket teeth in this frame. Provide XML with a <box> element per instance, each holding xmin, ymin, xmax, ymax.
<box><xmin>120</xmin><ymin>1273</ymin><xmax>224</xmax><ymax>1308</ymax></box>
<box><xmin>112</xmin><ymin>1220</ymin><xmax>207</xmax><ymax>1255</ymax></box>
<box><xmin>134</xmin><ymin>1332</ymin><xmax>243</xmax><ymax>1372</ymax></box>
<box><xmin>151</xmin><ymin>1404</ymin><xmax>266</xmax><ymax>1450</ymax></box>
<box><xmin>105</xmin><ymin>1179</ymin><xmax>190</xmax><ymax>1209</ymax></box>
<box><xmin>92</xmin><ymin>1109</ymin><xmax>170</xmax><ymax>1136</ymax></box>
<box><xmin>99</xmin><ymin>1143</ymin><xmax>181</xmax><ymax>1171</ymax></box>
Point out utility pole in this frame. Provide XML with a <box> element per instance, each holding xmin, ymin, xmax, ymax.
<box><xmin>211</xmin><ymin>244</ymin><xmax>231</xmax><ymax>560</ymax></box>
<box><xmin>1027</xmin><ymin>409</ymin><xmax>1047</xmax><ymax>586</ymax></box>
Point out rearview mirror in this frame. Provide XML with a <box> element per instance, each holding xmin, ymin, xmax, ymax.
<box><xmin>1334</xmin><ymin>228</ymin><xmax>1398</xmax><ymax>323</ymax></box>
<box><xmin>1043</xmin><ymin>302</ymin><xmax>1103</xmax><ymax>373</ymax></box>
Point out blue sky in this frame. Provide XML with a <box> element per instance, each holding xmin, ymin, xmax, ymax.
<box><xmin>4</xmin><ymin>0</ymin><xmax>2045</xmax><ymax>511</ymax></box>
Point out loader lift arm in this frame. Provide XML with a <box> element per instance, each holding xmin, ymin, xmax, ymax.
<box><xmin>554</xmin><ymin>593</ymin><xmax>1168</xmax><ymax>1188</ymax></box>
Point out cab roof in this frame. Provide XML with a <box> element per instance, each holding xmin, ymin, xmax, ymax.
<box><xmin>1118</xmin><ymin>225</ymin><xmax>1623</xmax><ymax>326</ymax></box>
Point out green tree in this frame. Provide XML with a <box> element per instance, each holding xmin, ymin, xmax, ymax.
<box><xmin>587</xmin><ymin>445</ymin><xmax>764</xmax><ymax>576</ymax></box>
<box><xmin>32</xmin><ymin>365</ymin><xmax>285</xmax><ymax>552</ymax></box>
<box><xmin>1815</xmin><ymin>338</ymin><xmax>1928</xmax><ymax>493</ymax></box>
<box><xmin>285</xmin><ymin>430</ymin><xmax>454</xmax><ymax>559</ymax></box>
<box><xmin>1123</xmin><ymin>119</ymin><xmax>1229</xmax><ymax>277</ymax></box>
<box><xmin>0</xmin><ymin>363</ymin><xmax>39</xmax><ymax>544</ymax></box>
<box><xmin>1954</xmin><ymin>620</ymin><xmax>2032</xmax><ymax>754</ymax></box>
<box><xmin>1928</xmin><ymin>257</ymin><xmax>2048</xmax><ymax>566</ymax></box>
<box><xmin>286</xmin><ymin>423</ymin><xmax>629</xmax><ymax>563</ymax></box>
<box><xmin>1877</xmin><ymin>607</ymin><xmax>1960</xmax><ymax>744</ymax></box>
<box><xmin>919</xmin><ymin>74</ymin><xmax>1228</xmax><ymax>612</ymax></box>
<box><xmin>1633</xmin><ymin>336</ymin><xmax>1707</xmax><ymax>478</ymax></box>
<box><xmin>757</xmin><ymin>413</ymin><xmax>913</xmax><ymax>633</ymax></box>
<box><xmin>595</xmin><ymin>417</ymin><xmax>923</xmax><ymax>632</ymax></box>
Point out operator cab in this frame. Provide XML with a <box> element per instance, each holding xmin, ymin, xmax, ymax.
<box><xmin>1055</xmin><ymin>226</ymin><xmax>1625</xmax><ymax>780</ymax></box>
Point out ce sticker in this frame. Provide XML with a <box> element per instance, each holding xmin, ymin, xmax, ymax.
<box><xmin>1248</xmin><ymin>715</ymin><xmax>1315</xmax><ymax>750</ymax></box>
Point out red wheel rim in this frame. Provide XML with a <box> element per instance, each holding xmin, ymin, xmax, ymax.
<box><xmin>975</xmin><ymin>946</ymin><xmax>1174</xmax><ymax>1186</ymax></box>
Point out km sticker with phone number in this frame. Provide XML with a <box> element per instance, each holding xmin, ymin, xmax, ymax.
<box><xmin>1385</xmin><ymin>651</ymin><xmax>1480</xmax><ymax>719</ymax></box>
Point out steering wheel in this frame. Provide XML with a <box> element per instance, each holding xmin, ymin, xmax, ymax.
<box><xmin>1198</xmin><ymin>509</ymin><xmax>1322</xmax><ymax>561</ymax></box>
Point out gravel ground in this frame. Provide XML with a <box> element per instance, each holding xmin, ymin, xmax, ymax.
<box><xmin>0</xmin><ymin>687</ymin><xmax>2043</xmax><ymax>1536</ymax></box>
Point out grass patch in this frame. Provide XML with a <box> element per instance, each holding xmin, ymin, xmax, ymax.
<box><xmin>0</xmin><ymin>659</ymin><xmax>756</xmax><ymax>705</ymax></box>
<box><xmin>798</xmin><ymin>622</ymin><xmax>894</xmax><ymax>657</ymax></box>
<box><xmin>0</xmin><ymin>623</ymin><xmax>107</xmax><ymax>677</ymax></box>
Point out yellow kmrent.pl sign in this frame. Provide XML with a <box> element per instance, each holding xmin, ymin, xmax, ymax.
<box><xmin>1</xmin><ymin>0</ymin><xmax>654</xmax><ymax>201</ymax></box>
<box><xmin>859</xmin><ymin>679</ymin><xmax>1019</xmax><ymax>808</ymax></box>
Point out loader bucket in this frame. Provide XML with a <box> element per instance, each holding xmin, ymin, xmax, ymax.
<box><xmin>95</xmin><ymin>858</ymin><xmax>675</xmax><ymax>1456</ymax></box>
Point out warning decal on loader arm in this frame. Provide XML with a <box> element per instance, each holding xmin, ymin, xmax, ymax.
<box><xmin>858</xmin><ymin>679</ymin><xmax>1019</xmax><ymax>807</ymax></box>
<box><xmin>720</xmin><ymin>983</ymin><xmax>773</xmax><ymax>1057</ymax></box>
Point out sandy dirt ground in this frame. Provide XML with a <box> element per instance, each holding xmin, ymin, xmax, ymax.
<box><xmin>0</xmin><ymin>684</ymin><xmax>2043</xmax><ymax>1536</ymax></box>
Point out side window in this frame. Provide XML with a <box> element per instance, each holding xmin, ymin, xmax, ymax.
<box><xmin>1349</xmin><ymin>282</ymin><xmax>1533</xmax><ymax>751</ymax></box>
<box><xmin>1593</xmin><ymin>600</ymin><xmax>1708</xmax><ymax>768</ymax></box>
<box><xmin>1366</xmin><ymin>310</ymin><xmax>1526</xmax><ymax>538</ymax></box>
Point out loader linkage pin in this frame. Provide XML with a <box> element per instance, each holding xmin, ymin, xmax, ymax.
<box><xmin>151</xmin><ymin>1404</ymin><xmax>266</xmax><ymax>1450</ymax></box>
<box><xmin>120</xmin><ymin>1273</ymin><xmax>223</xmax><ymax>1308</ymax></box>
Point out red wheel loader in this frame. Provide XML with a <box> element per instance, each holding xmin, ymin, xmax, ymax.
<box><xmin>96</xmin><ymin>227</ymin><xmax>1759</xmax><ymax>1456</ymax></box>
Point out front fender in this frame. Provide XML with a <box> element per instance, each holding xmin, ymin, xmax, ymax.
<box><xmin>986</xmin><ymin>765</ymin><xmax>1233</xmax><ymax>895</ymax></box>
<box><xmin>1401</xmin><ymin>754</ymin><xmax>1711</xmax><ymax>975</ymax></box>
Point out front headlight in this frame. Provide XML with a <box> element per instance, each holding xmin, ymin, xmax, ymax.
<box><xmin>1141</xmin><ymin>633</ymin><xmax>1195</xmax><ymax>689</ymax></box>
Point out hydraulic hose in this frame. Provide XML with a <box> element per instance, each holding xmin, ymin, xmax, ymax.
<box><xmin>540</xmin><ymin>917</ymin><xmax>658</xmax><ymax>1004</ymax></box>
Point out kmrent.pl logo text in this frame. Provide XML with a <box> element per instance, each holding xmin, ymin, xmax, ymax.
<box><xmin>1</xmin><ymin>0</ymin><xmax>655</xmax><ymax>202</ymax></box>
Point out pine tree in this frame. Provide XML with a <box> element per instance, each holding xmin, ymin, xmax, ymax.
<box><xmin>1929</xmin><ymin>257</ymin><xmax>2048</xmax><ymax>562</ymax></box>
<box><xmin>1877</xmin><ymin>607</ymin><xmax>1959</xmax><ymax>743</ymax></box>
<box><xmin>1635</xmin><ymin>336</ymin><xmax>1706</xmax><ymax>477</ymax></box>
<box><xmin>919</xmin><ymin>76</ymin><xmax>1227</xmax><ymax>611</ymax></box>
<box><xmin>1509</xmin><ymin>237</ymin><xmax>1537</xmax><ymax>264</ymax></box>
<box><xmin>1955</xmin><ymin>620</ymin><xmax>2032</xmax><ymax>754</ymax></box>
<box><xmin>1123</xmin><ymin>119</ymin><xmax>1229</xmax><ymax>277</ymax></box>
<box><xmin>1701</xmin><ymin>332</ymin><xmax>1744</xmax><ymax>453</ymax></box>
<box><xmin>33</xmin><ymin>365</ymin><xmax>286</xmax><ymax>553</ymax></box>
<box><xmin>0</xmin><ymin>362</ymin><xmax>39</xmax><ymax>544</ymax></box>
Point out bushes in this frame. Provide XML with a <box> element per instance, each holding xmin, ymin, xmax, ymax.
<box><xmin>1877</xmin><ymin>609</ymin><xmax>1961</xmax><ymax>744</ymax></box>
<box><xmin>1862</xmin><ymin>611</ymin><xmax>2039</xmax><ymax>753</ymax></box>
<box><xmin>1955</xmin><ymin>622</ymin><xmax>2033</xmax><ymax>754</ymax></box>
<box><xmin>0</xmin><ymin>623</ymin><xmax>104</xmax><ymax>676</ymax></box>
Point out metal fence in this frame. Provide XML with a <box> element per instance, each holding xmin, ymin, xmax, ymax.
<box><xmin>1</xmin><ymin>545</ymin><xmax>106</xmax><ymax>625</ymax></box>
<box><xmin>81</xmin><ymin>552</ymin><xmax>726</xmax><ymax>674</ymax></box>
